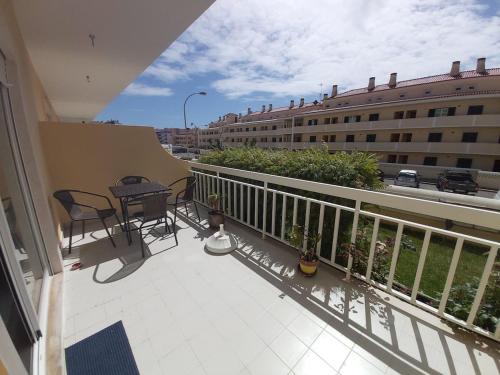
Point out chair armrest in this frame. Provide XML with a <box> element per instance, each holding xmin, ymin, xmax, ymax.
<box><xmin>167</xmin><ymin>177</ymin><xmax>188</xmax><ymax>188</ymax></box>
<box><xmin>65</xmin><ymin>190</ymin><xmax>115</xmax><ymax>210</ymax></box>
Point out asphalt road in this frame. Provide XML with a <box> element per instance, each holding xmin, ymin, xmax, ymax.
<box><xmin>383</xmin><ymin>178</ymin><xmax>497</xmax><ymax>199</ymax></box>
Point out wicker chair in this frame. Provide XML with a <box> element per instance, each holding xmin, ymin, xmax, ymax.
<box><xmin>133</xmin><ymin>192</ymin><xmax>177</xmax><ymax>256</ymax></box>
<box><xmin>115</xmin><ymin>176</ymin><xmax>151</xmax><ymax>207</ymax></box>
<box><xmin>167</xmin><ymin>176</ymin><xmax>200</xmax><ymax>226</ymax></box>
<box><xmin>53</xmin><ymin>190</ymin><xmax>121</xmax><ymax>253</ymax></box>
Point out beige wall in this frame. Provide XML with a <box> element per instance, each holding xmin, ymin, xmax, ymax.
<box><xmin>40</xmin><ymin>122</ymin><xmax>191</xmax><ymax>227</ymax></box>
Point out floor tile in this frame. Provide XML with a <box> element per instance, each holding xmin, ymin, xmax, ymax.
<box><xmin>311</xmin><ymin>331</ymin><xmax>351</xmax><ymax>371</ymax></box>
<box><xmin>270</xmin><ymin>329</ymin><xmax>308</xmax><ymax>368</ymax></box>
<box><xmin>248</xmin><ymin>347</ymin><xmax>290</xmax><ymax>375</ymax></box>
<box><xmin>293</xmin><ymin>350</ymin><xmax>337</xmax><ymax>375</ymax></box>
<box><xmin>287</xmin><ymin>313</ymin><xmax>323</xmax><ymax>346</ymax></box>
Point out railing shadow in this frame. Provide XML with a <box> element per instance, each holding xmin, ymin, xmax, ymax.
<box><xmin>222</xmin><ymin>221</ymin><xmax>499</xmax><ymax>375</ymax></box>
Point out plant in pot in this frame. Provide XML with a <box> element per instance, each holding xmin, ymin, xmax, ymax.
<box><xmin>288</xmin><ymin>225</ymin><xmax>321</xmax><ymax>276</ymax></box>
<box><xmin>207</xmin><ymin>193</ymin><xmax>225</xmax><ymax>229</ymax></box>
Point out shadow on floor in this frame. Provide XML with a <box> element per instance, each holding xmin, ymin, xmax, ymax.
<box><xmin>221</xmin><ymin>219</ymin><xmax>500</xmax><ymax>375</ymax></box>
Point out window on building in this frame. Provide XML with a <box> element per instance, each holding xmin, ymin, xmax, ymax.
<box><xmin>462</xmin><ymin>132</ymin><xmax>478</xmax><ymax>143</ymax></box>
<box><xmin>310</xmin><ymin>136</ymin><xmax>317</xmax><ymax>143</ymax></box>
<box><xmin>366</xmin><ymin>134</ymin><xmax>376</xmax><ymax>142</ymax></box>
<box><xmin>428</xmin><ymin>107</ymin><xmax>456</xmax><ymax>117</ymax></box>
<box><xmin>398</xmin><ymin>155</ymin><xmax>408</xmax><ymax>164</ymax></box>
<box><xmin>321</xmin><ymin>135</ymin><xmax>328</xmax><ymax>142</ymax></box>
<box><xmin>467</xmin><ymin>105</ymin><xmax>483</xmax><ymax>115</ymax></box>
<box><xmin>324</xmin><ymin>118</ymin><xmax>331</xmax><ymax>125</ymax></box>
<box><xmin>332</xmin><ymin>117</ymin><xmax>338</xmax><ymax>124</ymax></box>
<box><xmin>272</xmin><ymin>125</ymin><xmax>277</xmax><ymax>130</ymax></box>
<box><xmin>428</xmin><ymin>132</ymin><xmax>442</xmax><ymax>142</ymax></box>
<box><xmin>230</xmin><ymin>129</ymin><xmax>234</xmax><ymax>133</ymax></box>
<box><xmin>368</xmin><ymin>113</ymin><xmax>379</xmax><ymax>121</ymax></box>
<box><xmin>493</xmin><ymin>160</ymin><xmax>500</xmax><ymax>172</ymax></box>
<box><xmin>294</xmin><ymin>135</ymin><xmax>302</xmax><ymax>142</ymax></box>
<box><xmin>390</xmin><ymin>133</ymin><xmax>400</xmax><ymax>142</ymax></box>
<box><xmin>307</xmin><ymin>119</ymin><xmax>318</xmax><ymax>126</ymax></box>
<box><xmin>401</xmin><ymin>133</ymin><xmax>412</xmax><ymax>142</ymax></box>
<box><xmin>394</xmin><ymin>111</ymin><xmax>404</xmax><ymax>119</ymax></box>
<box><xmin>329</xmin><ymin>135</ymin><xmax>336</xmax><ymax>142</ymax></box>
<box><xmin>405</xmin><ymin>110</ymin><xmax>417</xmax><ymax>119</ymax></box>
<box><xmin>272</xmin><ymin>137</ymin><xmax>276</xmax><ymax>143</ymax></box>
<box><xmin>344</xmin><ymin>115</ymin><xmax>361</xmax><ymax>123</ymax></box>
<box><xmin>423</xmin><ymin>156</ymin><xmax>437</xmax><ymax>166</ymax></box>
<box><xmin>456</xmin><ymin>158</ymin><xmax>472</xmax><ymax>169</ymax></box>
<box><xmin>346</xmin><ymin>134</ymin><xmax>355</xmax><ymax>142</ymax></box>
<box><xmin>245</xmin><ymin>128</ymin><xmax>249</xmax><ymax>132</ymax></box>
<box><xmin>253</xmin><ymin>127</ymin><xmax>256</xmax><ymax>131</ymax></box>
<box><xmin>387</xmin><ymin>154</ymin><xmax>397</xmax><ymax>163</ymax></box>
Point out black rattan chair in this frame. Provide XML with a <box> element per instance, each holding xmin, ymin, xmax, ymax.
<box><xmin>133</xmin><ymin>192</ymin><xmax>177</xmax><ymax>257</ymax></box>
<box><xmin>167</xmin><ymin>176</ymin><xmax>200</xmax><ymax>226</ymax></box>
<box><xmin>53</xmin><ymin>190</ymin><xmax>122</xmax><ymax>253</ymax></box>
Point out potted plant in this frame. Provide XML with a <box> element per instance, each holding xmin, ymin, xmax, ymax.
<box><xmin>207</xmin><ymin>193</ymin><xmax>225</xmax><ymax>229</ymax></box>
<box><xmin>288</xmin><ymin>225</ymin><xmax>321</xmax><ymax>276</ymax></box>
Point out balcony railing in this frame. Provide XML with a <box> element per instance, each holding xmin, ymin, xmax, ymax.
<box><xmin>189</xmin><ymin>161</ymin><xmax>500</xmax><ymax>341</ymax></box>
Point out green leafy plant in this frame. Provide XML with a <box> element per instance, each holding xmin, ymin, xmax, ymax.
<box><xmin>288</xmin><ymin>225</ymin><xmax>321</xmax><ymax>262</ymax></box>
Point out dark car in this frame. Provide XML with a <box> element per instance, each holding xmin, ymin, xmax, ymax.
<box><xmin>436</xmin><ymin>170</ymin><xmax>479</xmax><ymax>194</ymax></box>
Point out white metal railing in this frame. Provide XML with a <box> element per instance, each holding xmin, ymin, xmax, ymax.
<box><xmin>189</xmin><ymin>161</ymin><xmax>500</xmax><ymax>341</ymax></box>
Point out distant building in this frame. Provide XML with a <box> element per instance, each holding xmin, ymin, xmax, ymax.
<box><xmin>155</xmin><ymin>128</ymin><xmax>198</xmax><ymax>147</ymax></box>
<box><xmin>199</xmin><ymin>58</ymin><xmax>500</xmax><ymax>173</ymax></box>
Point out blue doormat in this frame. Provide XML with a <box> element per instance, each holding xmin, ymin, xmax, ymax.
<box><xmin>65</xmin><ymin>321</ymin><xmax>139</xmax><ymax>375</ymax></box>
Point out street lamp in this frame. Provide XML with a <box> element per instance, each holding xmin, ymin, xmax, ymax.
<box><xmin>183</xmin><ymin>91</ymin><xmax>207</xmax><ymax>129</ymax></box>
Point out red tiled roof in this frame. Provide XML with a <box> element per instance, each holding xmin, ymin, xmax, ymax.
<box><xmin>336</xmin><ymin>68</ymin><xmax>500</xmax><ymax>98</ymax></box>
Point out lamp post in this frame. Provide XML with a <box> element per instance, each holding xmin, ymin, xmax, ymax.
<box><xmin>183</xmin><ymin>91</ymin><xmax>207</xmax><ymax>129</ymax></box>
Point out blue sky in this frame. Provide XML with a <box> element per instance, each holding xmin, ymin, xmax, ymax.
<box><xmin>96</xmin><ymin>0</ymin><xmax>500</xmax><ymax>129</ymax></box>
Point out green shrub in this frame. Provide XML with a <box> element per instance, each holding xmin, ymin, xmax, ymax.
<box><xmin>199</xmin><ymin>147</ymin><xmax>383</xmax><ymax>190</ymax></box>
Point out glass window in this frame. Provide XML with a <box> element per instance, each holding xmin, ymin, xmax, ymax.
<box><xmin>428</xmin><ymin>132</ymin><xmax>442</xmax><ymax>142</ymax></box>
<box><xmin>344</xmin><ymin>116</ymin><xmax>360</xmax><ymax>123</ymax></box>
<box><xmin>323</xmin><ymin>118</ymin><xmax>331</xmax><ymax>125</ymax></box>
<box><xmin>309</xmin><ymin>136</ymin><xmax>316</xmax><ymax>142</ymax></box>
<box><xmin>366</xmin><ymin>134</ymin><xmax>376</xmax><ymax>142</ymax></box>
<box><xmin>346</xmin><ymin>134</ymin><xmax>355</xmax><ymax>142</ymax></box>
<box><xmin>423</xmin><ymin>156</ymin><xmax>437</xmax><ymax>166</ymax></box>
<box><xmin>329</xmin><ymin>135</ymin><xmax>336</xmax><ymax>142</ymax></box>
<box><xmin>456</xmin><ymin>158</ymin><xmax>472</xmax><ymax>168</ymax></box>
<box><xmin>394</xmin><ymin>111</ymin><xmax>404</xmax><ymax>119</ymax></box>
<box><xmin>467</xmin><ymin>105</ymin><xmax>483</xmax><ymax>115</ymax></box>
<box><xmin>387</xmin><ymin>154</ymin><xmax>397</xmax><ymax>163</ymax></box>
<box><xmin>402</xmin><ymin>133</ymin><xmax>412</xmax><ymax>142</ymax></box>
<box><xmin>462</xmin><ymin>132</ymin><xmax>478</xmax><ymax>143</ymax></box>
<box><xmin>390</xmin><ymin>133</ymin><xmax>400</xmax><ymax>142</ymax></box>
<box><xmin>398</xmin><ymin>155</ymin><xmax>408</xmax><ymax>164</ymax></box>
<box><xmin>405</xmin><ymin>110</ymin><xmax>417</xmax><ymax>118</ymax></box>
<box><xmin>368</xmin><ymin>113</ymin><xmax>379</xmax><ymax>121</ymax></box>
<box><xmin>493</xmin><ymin>160</ymin><xmax>500</xmax><ymax>172</ymax></box>
<box><xmin>332</xmin><ymin>117</ymin><xmax>338</xmax><ymax>124</ymax></box>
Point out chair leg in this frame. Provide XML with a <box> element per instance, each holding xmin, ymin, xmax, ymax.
<box><xmin>68</xmin><ymin>221</ymin><xmax>74</xmax><ymax>254</ymax></box>
<box><xmin>114</xmin><ymin>213</ymin><xmax>124</xmax><ymax>232</ymax></box>
<box><xmin>193</xmin><ymin>201</ymin><xmax>201</xmax><ymax>222</ymax></box>
<box><xmin>184</xmin><ymin>202</ymin><xmax>189</xmax><ymax>217</ymax></box>
<box><xmin>100</xmin><ymin>218</ymin><xmax>116</xmax><ymax>248</ymax></box>
<box><xmin>173</xmin><ymin>205</ymin><xmax>178</xmax><ymax>228</ymax></box>
<box><xmin>82</xmin><ymin>220</ymin><xmax>85</xmax><ymax>239</ymax></box>
<box><xmin>167</xmin><ymin>216</ymin><xmax>178</xmax><ymax>246</ymax></box>
<box><xmin>139</xmin><ymin>227</ymin><xmax>144</xmax><ymax>257</ymax></box>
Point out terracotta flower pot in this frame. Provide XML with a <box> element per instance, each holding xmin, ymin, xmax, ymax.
<box><xmin>299</xmin><ymin>256</ymin><xmax>319</xmax><ymax>276</ymax></box>
<box><xmin>208</xmin><ymin>210</ymin><xmax>225</xmax><ymax>229</ymax></box>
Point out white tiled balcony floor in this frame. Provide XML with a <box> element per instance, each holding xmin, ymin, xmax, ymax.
<box><xmin>62</xmin><ymin>207</ymin><xmax>499</xmax><ymax>375</ymax></box>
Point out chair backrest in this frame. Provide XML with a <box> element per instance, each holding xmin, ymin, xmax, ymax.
<box><xmin>140</xmin><ymin>192</ymin><xmax>169</xmax><ymax>222</ymax></box>
<box><xmin>116</xmin><ymin>176</ymin><xmax>150</xmax><ymax>186</ymax></box>
<box><xmin>53</xmin><ymin>190</ymin><xmax>81</xmax><ymax>218</ymax></box>
<box><xmin>180</xmin><ymin>176</ymin><xmax>196</xmax><ymax>201</ymax></box>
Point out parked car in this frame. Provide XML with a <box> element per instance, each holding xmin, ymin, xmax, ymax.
<box><xmin>394</xmin><ymin>169</ymin><xmax>420</xmax><ymax>188</ymax></box>
<box><xmin>436</xmin><ymin>170</ymin><xmax>479</xmax><ymax>194</ymax></box>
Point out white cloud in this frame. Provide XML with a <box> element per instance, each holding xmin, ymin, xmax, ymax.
<box><xmin>144</xmin><ymin>0</ymin><xmax>500</xmax><ymax>98</ymax></box>
<box><xmin>123</xmin><ymin>82</ymin><xmax>173</xmax><ymax>97</ymax></box>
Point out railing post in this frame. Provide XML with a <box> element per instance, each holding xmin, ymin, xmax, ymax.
<box><xmin>346</xmin><ymin>200</ymin><xmax>361</xmax><ymax>280</ymax></box>
<box><xmin>365</xmin><ymin>217</ymin><xmax>380</xmax><ymax>282</ymax></box>
<box><xmin>466</xmin><ymin>246</ymin><xmax>498</xmax><ymax>326</ymax></box>
<box><xmin>281</xmin><ymin>195</ymin><xmax>287</xmax><ymax>241</ymax></box>
<box><xmin>216</xmin><ymin>171</ymin><xmax>220</xmax><ymax>197</ymax></box>
<box><xmin>262</xmin><ymin>181</ymin><xmax>268</xmax><ymax>238</ymax></box>
<box><xmin>386</xmin><ymin>222</ymin><xmax>404</xmax><ymax>292</ymax></box>
<box><xmin>438</xmin><ymin>237</ymin><xmax>464</xmax><ymax>315</ymax></box>
<box><xmin>411</xmin><ymin>229</ymin><xmax>431</xmax><ymax>303</ymax></box>
<box><xmin>316</xmin><ymin>203</ymin><xmax>325</xmax><ymax>256</ymax></box>
<box><xmin>331</xmin><ymin>208</ymin><xmax>340</xmax><ymax>265</ymax></box>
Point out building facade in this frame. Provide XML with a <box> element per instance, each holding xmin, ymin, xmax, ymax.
<box><xmin>155</xmin><ymin>127</ymin><xmax>198</xmax><ymax>147</ymax></box>
<box><xmin>199</xmin><ymin>59</ymin><xmax>500</xmax><ymax>173</ymax></box>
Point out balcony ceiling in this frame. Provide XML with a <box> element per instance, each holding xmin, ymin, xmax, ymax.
<box><xmin>12</xmin><ymin>0</ymin><xmax>214</xmax><ymax>122</ymax></box>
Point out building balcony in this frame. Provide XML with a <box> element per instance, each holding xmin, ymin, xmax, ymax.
<box><xmin>270</xmin><ymin>115</ymin><xmax>500</xmax><ymax>135</ymax></box>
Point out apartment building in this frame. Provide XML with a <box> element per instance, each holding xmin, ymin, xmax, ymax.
<box><xmin>199</xmin><ymin>59</ymin><xmax>500</xmax><ymax>173</ymax></box>
<box><xmin>155</xmin><ymin>127</ymin><xmax>198</xmax><ymax>147</ymax></box>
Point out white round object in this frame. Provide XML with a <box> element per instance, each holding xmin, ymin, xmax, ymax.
<box><xmin>205</xmin><ymin>230</ymin><xmax>237</xmax><ymax>254</ymax></box>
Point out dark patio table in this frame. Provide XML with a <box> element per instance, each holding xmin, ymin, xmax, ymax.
<box><xmin>109</xmin><ymin>182</ymin><xmax>170</xmax><ymax>244</ymax></box>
